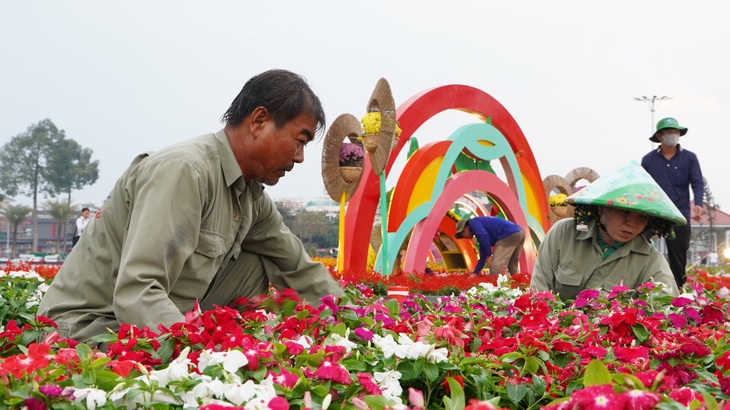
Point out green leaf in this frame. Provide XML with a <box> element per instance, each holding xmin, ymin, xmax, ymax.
<box><xmin>522</xmin><ymin>356</ymin><xmax>541</xmax><ymax>375</ymax></box>
<box><xmin>631</xmin><ymin>323</ymin><xmax>651</xmax><ymax>343</ymax></box>
<box><xmin>423</xmin><ymin>362</ymin><xmax>440</xmax><ymax>382</ymax></box>
<box><xmin>362</xmin><ymin>395</ymin><xmax>390</xmax><ymax>410</ymax></box>
<box><xmin>611</xmin><ymin>373</ymin><xmax>646</xmax><ymax>390</ymax></box>
<box><xmin>155</xmin><ymin>337</ymin><xmax>177</xmax><ymax>363</ymax></box>
<box><xmin>442</xmin><ymin>377</ymin><xmax>465</xmax><ymax>410</ymax></box>
<box><xmin>584</xmin><ymin>360</ymin><xmax>612</xmax><ymax>386</ymax></box>
<box><xmin>506</xmin><ymin>382</ymin><xmax>528</xmax><ymax>404</ymax></box>
<box><xmin>75</xmin><ymin>343</ymin><xmax>93</xmax><ymax>362</ymax></box>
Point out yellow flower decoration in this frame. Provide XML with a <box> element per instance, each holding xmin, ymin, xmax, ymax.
<box><xmin>361</xmin><ymin>112</ymin><xmax>402</xmax><ymax>137</ymax></box>
<box><xmin>549</xmin><ymin>193</ymin><xmax>568</xmax><ymax>206</ymax></box>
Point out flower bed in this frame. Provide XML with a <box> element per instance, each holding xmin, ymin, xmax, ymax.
<box><xmin>0</xmin><ymin>265</ymin><xmax>729</xmax><ymax>409</ymax></box>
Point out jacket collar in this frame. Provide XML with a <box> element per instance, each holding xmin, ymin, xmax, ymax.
<box><xmin>214</xmin><ymin>129</ymin><xmax>264</xmax><ymax>200</ymax></box>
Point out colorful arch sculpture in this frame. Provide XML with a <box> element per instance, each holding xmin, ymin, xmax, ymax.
<box><xmin>342</xmin><ymin>84</ymin><xmax>550</xmax><ymax>275</ymax></box>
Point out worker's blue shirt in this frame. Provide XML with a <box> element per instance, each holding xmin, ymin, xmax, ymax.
<box><xmin>641</xmin><ymin>144</ymin><xmax>704</xmax><ymax>223</ymax></box>
<box><xmin>468</xmin><ymin>216</ymin><xmax>523</xmax><ymax>273</ymax></box>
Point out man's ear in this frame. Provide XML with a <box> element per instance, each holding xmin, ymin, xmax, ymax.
<box><xmin>249</xmin><ymin>107</ymin><xmax>269</xmax><ymax>136</ymax></box>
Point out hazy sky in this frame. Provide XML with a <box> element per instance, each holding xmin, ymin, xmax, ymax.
<box><xmin>2</xmin><ymin>1</ymin><xmax>728</xmax><ymax>213</ymax></box>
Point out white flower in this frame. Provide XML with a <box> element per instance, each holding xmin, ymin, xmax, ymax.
<box><xmin>427</xmin><ymin>347</ymin><xmax>449</xmax><ymax>363</ymax></box>
<box><xmin>222</xmin><ymin>380</ymin><xmax>257</xmax><ymax>406</ymax></box>
<box><xmin>326</xmin><ymin>329</ymin><xmax>358</xmax><ymax>353</ymax></box>
<box><xmin>322</xmin><ymin>393</ymin><xmax>332</xmax><ymax>410</ymax></box>
<box><xmin>372</xmin><ymin>334</ymin><xmax>398</xmax><ymax>358</ymax></box>
<box><xmin>373</xmin><ymin>370</ymin><xmax>403</xmax><ymax>403</ymax></box>
<box><xmin>198</xmin><ymin>349</ymin><xmax>248</xmax><ymax>374</ymax></box>
<box><xmin>73</xmin><ymin>388</ymin><xmax>108</xmax><ymax>409</ymax></box>
<box><xmin>151</xmin><ymin>347</ymin><xmax>193</xmax><ymax>386</ymax></box>
<box><xmin>294</xmin><ymin>334</ymin><xmax>313</xmax><ymax>350</ymax></box>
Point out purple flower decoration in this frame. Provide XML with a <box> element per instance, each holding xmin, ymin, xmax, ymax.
<box><xmin>339</xmin><ymin>143</ymin><xmax>365</xmax><ymax>166</ymax></box>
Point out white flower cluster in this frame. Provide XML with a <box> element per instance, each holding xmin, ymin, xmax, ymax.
<box><xmin>372</xmin><ymin>333</ymin><xmax>448</xmax><ymax>363</ymax></box>
<box><xmin>465</xmin><ymin>273</ymin><xmax>524</xmax><ymax>301</ymax></box>
<box><xmin>73</xmin><ymin>347</ymin><xmax>279</xmax><ymax>409</ymax></box>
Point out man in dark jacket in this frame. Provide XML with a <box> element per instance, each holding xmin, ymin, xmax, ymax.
<box><xmin>455</xmin><ymin>216</ymin><xmax>525</xmax><ymax>276</ymax></box>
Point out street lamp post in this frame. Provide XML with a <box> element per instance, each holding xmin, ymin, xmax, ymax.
<box><xmin>634</xmin><ymin>95</ymin><xmax>672</xmax><ymax>148</ymax></box>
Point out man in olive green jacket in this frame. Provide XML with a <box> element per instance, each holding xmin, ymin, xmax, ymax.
<box><xmin>38</xmin><ymin>70</ymin><xmax>344</xmax><ymax>343</ymax></box>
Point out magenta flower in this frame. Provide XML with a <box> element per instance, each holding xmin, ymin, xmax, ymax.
<box><xmin>354</xmin><ymin>327</ymin><xmax>374</xmax><ymax>341</ymax></box>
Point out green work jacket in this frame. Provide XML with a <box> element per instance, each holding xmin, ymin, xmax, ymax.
<box><xmin>530</xmin><ymin>218</ymin><xmax>678</xmax><ymax>301</ymax></box>
<box><xmin>38</xmin><ymin>129</ymin><xmax>343</xmax><ymax>342</ymax></box>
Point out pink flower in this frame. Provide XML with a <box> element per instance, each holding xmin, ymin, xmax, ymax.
<box><xmin>268</xmin><ymin>369</ymin><xmax>300</xmax><ymax>389</ymax></box>
<box><xmin>622</xmin><ymin>390</ymin><xmax>660</xmax><ymax>410</ymax></box>
<box><xmin>409</xmin><ymin>388</ymin><xmax>425</xmax><ymax>409</ymax></box>
<box><xmin>268</xmin><ymin>397</ymin><xmax>289</xmax><ymax>410</ymax></box>
<box><xmin>357</xmin><ymin>372</ymin><xmax>382</xmax><ymax>395</ymax></box>
<box><xmin>314</xmin><ymin>361</ymin><xmax>351</xmax><ymax>385</ymax></box>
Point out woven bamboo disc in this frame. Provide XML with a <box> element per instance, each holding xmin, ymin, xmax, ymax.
<box><xmin>364</xmin><ymin>78</ymin><xmax>396</xmax><ymax>175</ymax></box>
<box><xmin>542</xmin><ymin>167</ymin><xmax>600</xmax><ymax>221</ymax></box>
<box><xmin>322</xmin><ymin>113</ymin><xmax>364</xmax><ymax>202</ymax></box>
<box><xmin>564</xmin><ymin>167</ymin><xmax>600</xmax><ymax>187</ymax></box>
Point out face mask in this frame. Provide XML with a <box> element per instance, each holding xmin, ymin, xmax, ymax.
<box><xmin>662</xmin><ymin>134</ymin><xmax>679</xmax><ymax>147</ymax></box>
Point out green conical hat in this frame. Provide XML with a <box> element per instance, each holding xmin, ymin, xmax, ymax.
<box><xmin>565</xmin><ymin>161</ymin><xmax>686</xmax><ymax>226</ymax></box>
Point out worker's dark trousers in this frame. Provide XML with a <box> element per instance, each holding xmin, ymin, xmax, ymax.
<box><xmin>666</xmin><ymin>225</ymin><xmax>691</xmax><ymax>289</ymax></box>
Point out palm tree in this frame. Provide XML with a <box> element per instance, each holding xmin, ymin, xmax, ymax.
<box><xmin>42</xmin><ymin>198</ymin><xmax>77</xmax><ymax>254</ymax></box>
<box><xmin>3</xmin><ymin>204</ymin><xmax>32</xmax><ymax>257</ymax></box>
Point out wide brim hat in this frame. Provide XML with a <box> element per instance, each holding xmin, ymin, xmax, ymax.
<box><xmin>455</xmin><ymin>218</ymin><xmax>469</xmax><ymax>238</ymax></box>
<box><xmin>650</xmin><ymin>117</ymin><xmax>688</xmax><ymax>142</ymax></box>
<box><xmin>565</xmin><ymin>161</ymin><xmax>687</xmax><ymax>238</ymax></box>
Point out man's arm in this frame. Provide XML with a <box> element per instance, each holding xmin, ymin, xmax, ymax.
<box><xmin>689</xmin><ymin>153</ymin><xmax>704</xmax><ymax>210</ymax></box>
<box><xmin>243</xmin><ymin>194</ymin><xmax>343</xmax><ymax>305</ymax></box>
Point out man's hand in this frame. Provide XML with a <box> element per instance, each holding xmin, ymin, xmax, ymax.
<box><xmin>693</xmin><ymin>205</ymin><xmax>703</xmax><ymax>222</ymax></box>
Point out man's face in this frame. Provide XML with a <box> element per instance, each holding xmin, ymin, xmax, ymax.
<box><xmin>461</xmin><ymin>226</ymin><xmax>474</xmax><ymax>239</ymax></box>
<box><xmin>252</xmin><ymin>112</ymin><xmax>317</xmax><ymax>186</ymax></box>
<box><xmin>81</xmin><ymin>210</ymin><xmax>90</xmax><ymax>218</ymax></box>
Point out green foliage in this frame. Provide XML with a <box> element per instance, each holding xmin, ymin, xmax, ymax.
<box><xmin>2</xmin><ymin>204</ymin><xmax>32</xmax><ymax>256</ymax></box>
<box><xmin>44</xmin><ymin>137</ymin><xmax>99</xmax><ymax>199</ymax></box>
<box><xmin>42</xmin><ymin>199</ymin><xmax>78</xmax><ymax>253</ymax></box>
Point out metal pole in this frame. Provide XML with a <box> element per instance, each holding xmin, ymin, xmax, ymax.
<box><xmin>633</xmin><ymin>95</ymin><xmax>672</xmax><ymax>149</ymax></box>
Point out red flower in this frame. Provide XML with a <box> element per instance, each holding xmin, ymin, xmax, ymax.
<box><xmin>441</xmin><ymin>374</ymin><xmax>464</xmax><ymax>393</ymax></box>
<box><xmin>668</xmin><ymin>387</ymin><xmax>704</xmax><ymax>406</ymax></box>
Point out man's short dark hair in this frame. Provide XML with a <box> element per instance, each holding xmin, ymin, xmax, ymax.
<box><xmin>221</xmin><ymin>69</ymin><xmax>326</xmax><ymax>137</ymax></box>
<box><xmin>81</xmin><ymin>207</ymin><xmax>90</xmax><ymax>213</ymax></box>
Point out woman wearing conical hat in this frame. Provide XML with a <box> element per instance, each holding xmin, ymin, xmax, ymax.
<box><xmin>531</xmin><ymin>161</ymin><xmax>685</xmax><ymax>301</ymax></box>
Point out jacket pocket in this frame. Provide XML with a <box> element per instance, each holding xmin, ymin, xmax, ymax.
<box><xmin>554</xmin><ymin>264</ymin><xmax>583</xmax><ymax>286</ymax></box>
<box><xmin>553</xmin><ymin>264</ymin><xmax>584</xmax><ymax>301</ymax></box>
<box><xmin>194</xmin><ymin>229</ymin><xmax>226</xmax><ymax>259</ymax></box>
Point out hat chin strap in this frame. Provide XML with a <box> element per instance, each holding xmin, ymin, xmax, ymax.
<box><xmin>597</xmin><ymin>221</ymin><xmax>618</xmax><ymax>244</ymax></box>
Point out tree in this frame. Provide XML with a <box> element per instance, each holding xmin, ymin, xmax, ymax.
<box><xmin>0</xmin><ymin>119</ymin><xmax>64</xmax><ymax>251</ymax></box>
<box><xmin>2</xmin><ymin>204</ymin><xmax>32</xmax><ymax>257</ymax></box>
<box><xmin>44</xmin><ymin>138</ymin><xmax>99</xmax><ymax>201</ymax></box>
<box><xmin>703</xmin><ymin>178</ymin><xmax>720</xmax><ymax>251</ymax></box>
<box><xmin>42</xmin><ymin>199</ymin><xmax>77</xmax><ymax>254</ymax></box>
<box><xmin>0</xmin><ymin>119</ymin><xmax>99</xmax><ymax>251</ymax></box>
